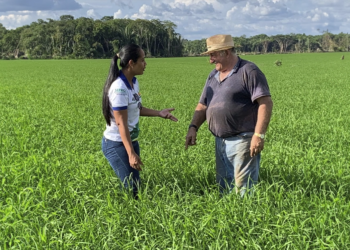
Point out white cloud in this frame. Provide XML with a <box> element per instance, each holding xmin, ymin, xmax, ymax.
<box><xmin>310</xmin><ymin>14</ymin><xmax>320</xmax><ymax>22</ymax></box>
<box><xmin>0</xmin><ymin>14</ymin><xmax>30</xmax><ymax>28</ymax></box>
<box><xmin>242</xmin><ymin>1</ymin><xmax>288</xmax><ymax>16</ymax></box>
<box><xmin>216</xmin><ymin>0</ymin><xmax>245</xmax><ymax>3</ymax></box>
<box><xmin>306</xmin><ymin>8</ymin><xmax>332</xmax><ymax>23</ymax></box>
<box><xmin>139</xmin><ymin>4</ymin><xmax>152</xmax><ymax>14</ymax></box>
<box><xmin>310</xmin><ymin>0</ymin><xmax>340</xmax><ymax>5</ymax></box>
<box><xmin>173</xmin><ymin>0</ymin><xmax>212</xmax><ymax>5</ymax></box>
<box><xmin>226</xmin><ymin>6</ymin><xmax>237</xmax><ymax>18</ymax></box>
<box><xmin>17</xmin><ymin>10</ymin><xmax>34</xmax><ymax>14</ymax></box>
<box><xmin>87</xmin><ymin>9</ymin><xmax>100</xmax><ymax>19</ymax></box>
<box><xmin>113</xmin><ymin>9</ymin><xmax>123</xmax><ymax>18</ymax></box>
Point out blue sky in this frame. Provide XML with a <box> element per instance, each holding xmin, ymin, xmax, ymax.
<box><xmin>0</xmin><ymin>0</ymin><xmax>349</xmax><ymax>40</ymax></box>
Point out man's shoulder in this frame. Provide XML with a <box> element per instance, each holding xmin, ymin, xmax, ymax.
<box><xmin>239</xmin><ymin>58</ymin><xmax>260</xmax><ymax>72</ymax></box>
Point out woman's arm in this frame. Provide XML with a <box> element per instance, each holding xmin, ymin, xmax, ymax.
<box><xmin>140</xmin><ymin>107</ymin><xmax>178</xmax><ymax>122</ymax></box>
<box><xmin>113</xmin><ymin>110</ymin><xmax>143</xmax><ymax>170</ymax></box>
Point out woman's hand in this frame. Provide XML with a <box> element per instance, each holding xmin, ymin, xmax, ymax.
<box><xmin>159</xmin><ymin>108</ymin><xmax>178</xmax><ymax>122</ymax></box>
<box><xmin>129</xmin><ymin>152</ymin><xmax>143</xmax><ymax>171</ymax></box>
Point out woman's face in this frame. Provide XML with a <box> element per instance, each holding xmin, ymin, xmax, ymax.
<box><xmin>131</xmin><ymin>49</ymin><xmax>147</xmax><ymax>75</ymax></box>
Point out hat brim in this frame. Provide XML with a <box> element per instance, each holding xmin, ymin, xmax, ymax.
<box><xmin>200</xmin><ymin>46</ymin><xmax>234</xmax><ymax>55</ymax></box>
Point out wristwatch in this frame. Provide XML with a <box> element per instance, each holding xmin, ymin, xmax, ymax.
<box><xmin>254</xmin><ymin>133</ymin><xmax>265</xmax><ymax>139</ymax></box>
<box><xmin>188</xmin><ymin>124</ymin><xmax>198</xmax><ymax>132</ymax></box>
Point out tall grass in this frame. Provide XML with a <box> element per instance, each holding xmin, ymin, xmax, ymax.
<box><xmin>1</xmin><ymin>53</ymin><xmax>350</xmax><ymax>249</ymax></box>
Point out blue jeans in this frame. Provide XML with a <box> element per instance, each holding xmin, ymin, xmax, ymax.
<box><xmin>102</xmin><ymin>137</ymin><xmax>140</xmax><ymax>197</ymax></box>
<box><xmin>215</xmin><ymin>132</ymin><xmax>260</xmax><ymax>196</ymax></box>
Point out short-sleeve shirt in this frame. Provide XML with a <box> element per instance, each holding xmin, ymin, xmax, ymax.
<box><xmin>199</xmin><ymin>57</ymin><xmax>271</xmax><ymax>138</ymax></box>
<box><xmin>103</xmin><ymin>72</ymin><xmax>142</xmax><ymax>142</ymax></box>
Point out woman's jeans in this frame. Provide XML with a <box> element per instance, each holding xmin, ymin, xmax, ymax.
<box><xmin>102</xmin><ymin>137</ymin><xmax>140</xmax><ymax>196</ymax></box>
<box><xmin>215</xmin><ymin>132</ymin><xmax>260</xmax><ymax>196</ymax></box>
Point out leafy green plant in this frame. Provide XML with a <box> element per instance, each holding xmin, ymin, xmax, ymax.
<box><xmin>274</xmin><ymin>59</ymin><xmax>282</xmax><ymax>66</ymax></box>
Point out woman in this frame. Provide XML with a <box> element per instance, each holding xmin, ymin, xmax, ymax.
<box><xmin>102</xmin><ymin>44</ymin><xmax>178</xmax><ymax>198</ymax></box>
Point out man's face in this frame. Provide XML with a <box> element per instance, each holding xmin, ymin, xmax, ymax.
<box><xmin>209</xmin><ymin>50</ymin><xmax>227</xmax><ymax>72</ymax></box>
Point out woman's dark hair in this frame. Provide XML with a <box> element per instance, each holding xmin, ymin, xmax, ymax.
<box><xmin>102</xmin><ymin>44</ymin><xmax>141</xmax><ymax>125</ymax></box>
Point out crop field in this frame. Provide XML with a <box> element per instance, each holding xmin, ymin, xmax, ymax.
<box><xmin>1</xmin><ymin>52</ymin><xmax>350</xmax><ymax>249</ymax></box>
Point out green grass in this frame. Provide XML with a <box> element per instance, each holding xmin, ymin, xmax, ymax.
<box><xmin>1</xmin><ymin>53</ymin><xmax>350</xmax><ymax>249</ymax></box>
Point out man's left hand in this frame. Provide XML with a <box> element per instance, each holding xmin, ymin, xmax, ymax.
<box><xmin>250</xmin><ymin>136</ymin><xmax>264</xmax><ymax>157</ymax></box>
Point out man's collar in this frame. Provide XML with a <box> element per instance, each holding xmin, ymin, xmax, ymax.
<box><xmin>214</xmin><ymin>56</ymin><xmax>242</xmax><ymax>82</ymax></box>
<box><xmin>231</xmin><ymin>56</ymin><xmax>241</xmax><ymax>74</ymax></box>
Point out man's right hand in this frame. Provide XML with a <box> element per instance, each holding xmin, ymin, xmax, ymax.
<box><xmin>185</xmin><ymin>128</ymin><xmax>197</xmax><ymax>149</ymax></box>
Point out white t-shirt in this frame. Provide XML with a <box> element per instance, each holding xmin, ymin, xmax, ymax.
<box><xmin>103</xmin><ymin>75</ymin><xmax>142</xmax><ymax>142</ymax></box>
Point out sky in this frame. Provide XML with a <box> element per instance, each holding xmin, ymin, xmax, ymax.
<box><xmin>0</xmin><ymin>0</ymin><xmax>349</xmax><ymax>40</ymax></box>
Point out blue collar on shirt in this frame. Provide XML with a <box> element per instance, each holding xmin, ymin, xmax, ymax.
<box><xmin>214</xmin><ymin>56</ymin><xmax>242</xmax><ymax>83</ymax></box>
<box><xmin>119</xmin><ymin>71</ymin><xmax>137</xmax><ymax>90</ymax></box>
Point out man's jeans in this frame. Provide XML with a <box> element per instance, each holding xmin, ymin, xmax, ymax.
<box><xmin>215</xmin><ymin>132</ymin><xmax>260</xmax><ymax>196</ymax></box>
<box><xmin>102</xmin><ymin>137</ymin><xmax>140</xmax><ymax>196</ymax></box>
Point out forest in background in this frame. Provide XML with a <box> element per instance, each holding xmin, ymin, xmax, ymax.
<box><xmin>0</xmin><ymin>15</ymin><xmax>349</xmax><ymax>59</ymax></box>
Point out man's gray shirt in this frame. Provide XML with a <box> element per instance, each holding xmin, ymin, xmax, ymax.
<box><xmin>199</xmin><ymin>57</ymin><xmax>271</xmax><ymax>138</ymax></box>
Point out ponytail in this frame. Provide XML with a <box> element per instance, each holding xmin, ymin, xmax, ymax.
<box><xmin>102</xmin><ymin>54</ymin><xmax>120</xmax><ymax>126</ymax></box>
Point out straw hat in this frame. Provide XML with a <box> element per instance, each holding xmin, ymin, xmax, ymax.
<box><xmin>201</xmin><ymin>34</ymin><xmax>234</xmax><ymax>55</ymax></box>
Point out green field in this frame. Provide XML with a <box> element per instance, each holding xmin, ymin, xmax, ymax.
<box><xmin>1</xmin><ymin>53</ymin><xmax>350</xmax><ymax>249</ymax></box>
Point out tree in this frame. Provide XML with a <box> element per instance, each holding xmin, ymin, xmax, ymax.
<box><xmin>1</xmin><ymin>27</ymin><xmax>24</xmax><ymax>57</ymax></box>
<box><xmin>334</xmin><ymin>32</ymin><xmax>349</xmax><ymax>52</ymax></box>
<box><xmin>233</xmin><ymin>35</ymin><xmax>249</xmax><ymax>53</ymax></box>
<box><xmin>0</xmin><ymin>23</ymin><xmax>7</xmax><ymax>55</ymax></box>
<box><xmin>101</xmin><ymin>16</ymin><xmax>113</xmax><ymax>22</ymax></box>
<box><xmin>272</xmin><ymin>35</ymin><xmax>295</xmax><ymax>53</ymax></box>
<box><xmin>0</xmin><ymin>23</ymin><xmax>6</xmax><ymax>40</ymax></box>
<box><xmin>162</xmin><ymin>20</ymin><xmax>177</xmax><ymax>56</ymax></box>
<box><xmin>321</xmin><ymin>30</ymin><xmax>332</xmax><ymax>52</ymax></box>
<box><xmin>93</xmin><ymin>20</ymin><xmax>110</xmax><ymax>57</ymax></box>
<box><xmin>54</xmin><ymin>16</ymin><xmax>76</xmax><ymax>56</ymax></box>
<box><xmin>73</xmin><ymin>17</ymin><xmax>94</xmax><ymax>58</ymax></box>
<box><xmin>60</xmin><ymin>15</ymin><xmax>74</xmax><ymax>21</ymax></box>
<box><xmin>127</xmin><ymin>19</ymin><xmax>153</xmax><ymax>56</ymax></box>
<box><xmin>150</xmin><ymin>19</ymin><xmax>166</xmax><ymax>56</ymax></box>
<box><xmin>249</xmin><ymin>34</ymin><xmax>271</xmax><ymax>53</ymax></box>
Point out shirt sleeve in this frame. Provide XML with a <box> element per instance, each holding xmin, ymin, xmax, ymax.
<box><xmin>247</xmin><ymin>67</ymin><xmax>271</xmax><ymax>103</ymax></box>
<box><xmin>199</xmin><ymin>74</ymin><xmax>211</xmax><ymax>105</ymax></box>
<box><xmin>110</xmin><ymin>83</ymin><xmax>128</xmax><ymax>111</ymax></box>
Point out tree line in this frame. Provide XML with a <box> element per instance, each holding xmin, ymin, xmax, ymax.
<box><xmin>0</xmin><ymin>15</ymin><xmax>349</xmax><ymax>59</ymax></box>
<box><xmin>0</xmin><ymin>15</ymin><xmax>182</xmax><ymax>59</ymax></box>
<box><xmin>184</xmin><ymin>32</ymin><xmax>349</xmax><ymax>56</ymax></box>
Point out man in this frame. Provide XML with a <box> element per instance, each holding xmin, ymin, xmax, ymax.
<box><xmin>185</xmin><ymin>34</ymin><xmax>273</xmax><ymax>196</ymax></box>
